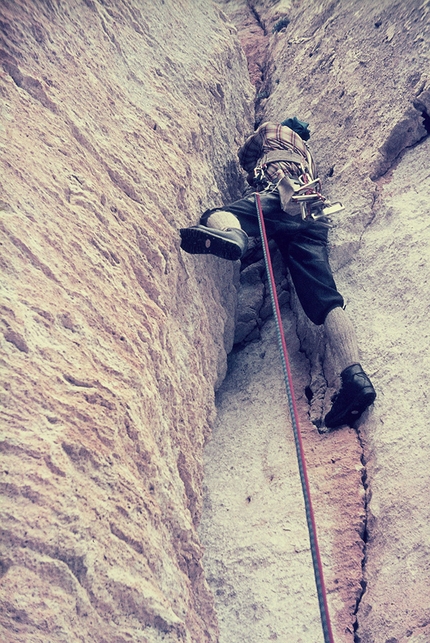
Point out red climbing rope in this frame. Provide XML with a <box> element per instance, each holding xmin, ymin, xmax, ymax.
<box><xmin>254</xmin><ymin>192</ymin><xmax>335</xmax><ymax>643</ymax></box>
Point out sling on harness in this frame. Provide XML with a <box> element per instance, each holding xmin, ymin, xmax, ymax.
<box><xmin>254</xmin><ymin>149</ymin><xmax>344</xmax><ymax>222</ymax></box>
<box><xmin>255</xmin><ymin>192</ymin><xmax>335</xmax><ymax>643</ymax></box>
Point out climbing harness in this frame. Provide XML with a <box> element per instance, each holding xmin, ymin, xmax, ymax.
<box><xmin>255</xmin><ymin>192</ymin><xmax>335</xmax><ymax>643</ymax></box>
<box><xmin>259</xmin><ymin>149</ymin><xmax>310</xmax><ymax>168</ymax></box>
<box><xmin>254</xmin><ymin>148</ymin><xmax>344</xmax><ymax>223</ymax></box>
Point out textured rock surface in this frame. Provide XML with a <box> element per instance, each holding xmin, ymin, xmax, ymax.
<box><xmin>350</xmin><ymin>137</ymin><xmax>430</xmax><ymax>643</ymax></box>
<box><xmin>200</xmin><ymin>314</ymin><xmax>365</xmax><ymax>643</ymax></box>
<box><xmin>201</xmin><ymin>1</ymin><xmax>430</xmax><ymax>642</ymax></box>
<box><xmin>2</xmin><ymin>0</ymin><xmax>430</xmax><ymax>642</ymax></box>
<box><xmin>0</xmin><ymin>1</ymin><xmax>253</xmax><ymax>642</ymax></box>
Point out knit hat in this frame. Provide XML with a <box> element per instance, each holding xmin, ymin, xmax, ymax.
<box><xmin>280</xmin><ymin>116</ymin><xmax>311</xmax><ymax>140</ymax></box>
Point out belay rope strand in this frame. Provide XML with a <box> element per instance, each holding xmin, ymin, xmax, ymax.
<box><xmin>254</xmin><ymin>193</ymin><xmax>335</xmax><ymax>643</ymax></box>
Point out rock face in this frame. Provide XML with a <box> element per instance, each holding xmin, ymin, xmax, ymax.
<box><xmin>200</xmin><ymin>2</ymin><xmax>430</xmax><ymax>643</ymax></box>
<box><xmin>0</xmin><ymin>2</ymin><xmax>253</xmax><ymax>642</ymax></box>
<box><xmin>1</xmin><ymin>1</ymin><xmax>430</xmax><ymax>643</ymax></box>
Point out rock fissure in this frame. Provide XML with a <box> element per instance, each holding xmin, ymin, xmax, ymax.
<box><xmin>247</xmin><ymin>2</ymin><xmax>267</xmax><ymax>36</ymax></box>
<box><xmin>352</xmin><ymin>434</ymin><xmax>370</xmax><ymax>643</ymax></box>
<box><xmin>421</xmin><ymin>108</ymin><xmax>430</xmax><ymax>135</ymax></box>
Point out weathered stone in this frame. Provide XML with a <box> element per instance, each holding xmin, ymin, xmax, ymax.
<box><xmin>0</xmin><ymin>1</ymin><xmax>254</xmax><ymax>642</ymax></box>
<box><xmin>2</xmin><ymin>0</ymin><xmax>430</xmax><ymax>642</ymax></box>
<box><xmin>233</xmin><ymin>266</ymin><xmax>265</xmax><ymax>344</ymax></box>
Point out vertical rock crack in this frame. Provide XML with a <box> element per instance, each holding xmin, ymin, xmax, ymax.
<box><xmin>247</xmin><ymin>2</ymin><xmax>267</xmax><ymax>36</ymax></box>
<box><xmin>352</xmin><ymin>429</ymin><xmax>370</xmax><ymax>643</ymax></box>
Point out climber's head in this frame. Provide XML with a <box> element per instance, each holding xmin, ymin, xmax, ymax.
<box><xmin>281</xmin><ymin>117</ymin><xmax>310</xmax><ymax>141</ymax></box>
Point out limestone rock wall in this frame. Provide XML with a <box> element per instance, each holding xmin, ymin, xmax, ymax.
<box><xmin>0</xmin><ymin>2</ymin><xmax>254</xmax><ymax>642</ymax></box>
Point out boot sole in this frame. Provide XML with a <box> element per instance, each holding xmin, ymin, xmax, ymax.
<box><xmin>325</xmin><ymin>386</ymin><xmax>376</xmax><ymax>429</ymax></box>
<box><xmin>180</xmin><ymin>228</ymin><xmax>242</xmax><ymax>261</ymax></box>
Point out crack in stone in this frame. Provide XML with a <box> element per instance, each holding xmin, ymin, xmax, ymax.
<box><xmin>348</xmin><ymin>124</ymin><xmax>430</xmax><ymax>635</ymax></box>
<box><xmin>247</xmin><ymin>1</ymin><xmax>267</xmax><ymax>36</ymax></box>
<box><xmin>241</xmin><ymin>1</ymin><xmax>273</xmax><ymax>121</ymax></box>
<box><xmin>353</xmin><ymin>427</ymin><xmax>370</xmax><ymax>643</ymax></box>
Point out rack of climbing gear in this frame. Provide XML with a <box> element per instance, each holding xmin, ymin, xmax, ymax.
<box><xmin>291</xmin><ymin>178</ymin><xmax>344</xmax><ymax>221</ymax></box>
<box><xmin>255</xmin><ymin>191</ymin><xmax>336</xmax><ymax>643</ymax></box>
<box><xmin>254</xmin><ymin>147</ymin><xmax>344</xmax><ymax>223</ymax></box>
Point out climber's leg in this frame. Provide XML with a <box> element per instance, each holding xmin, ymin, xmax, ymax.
<box><xmin>275</xmin><ymin>222</ymin><xmax>376</xmax><ymax>428</ymax></box>
<box><xmin>323</xmin><ymin>306</ymin><xmax>376</xmax><ymax>428</ymax></box>
<box><xmin>324</xmin><ymin>306</ymin><xmax>359</xmax><ymax>372</ymax></box>
<box><xmin>180</xmin><ymin>210</ymin><xmax>248</xmax><ymax>261</ymax></box>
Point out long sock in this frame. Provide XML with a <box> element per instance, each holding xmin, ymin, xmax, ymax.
<box><xmin>206</xmin><ymin>210</ymin><xmax>242</xmax><ymax>230</ymax></box>
<box><xmin>324</xmin><ymin>306</ymin><xmax>359</xmax><ymax>373</ymax></box>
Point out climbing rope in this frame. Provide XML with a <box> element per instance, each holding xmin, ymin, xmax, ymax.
<box><xmin>254</xmin><ymin>193</ymin><xmax>335</xmax><ymax>643</ymax></box>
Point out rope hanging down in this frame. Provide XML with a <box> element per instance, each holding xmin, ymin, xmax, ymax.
<box><xmin>254</xmin><ymin>193</ymin><xmax>335</xmax><ymax>643</ymax></box>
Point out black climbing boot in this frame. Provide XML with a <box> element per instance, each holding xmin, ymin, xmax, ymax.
<box><xmin>324</xmin><ymin>363</ymin><xmax>376</xmax><ymax>429</ymax></box>
<box><xmin>180</xmin><ymin>225</ymin><xmax>248</xmax><ymax>261</ymax></box>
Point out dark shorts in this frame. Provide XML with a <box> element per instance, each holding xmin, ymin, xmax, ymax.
<box><xmin>201</xmin><ymin>191</ymin><xmax>344</xmax><ymax>325</ymax></box>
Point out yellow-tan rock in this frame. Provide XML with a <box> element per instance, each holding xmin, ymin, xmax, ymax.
<box><xmin>0</xmin><ymin>2</ymin><xmax>253</xmax><ymax>641</ymax></box>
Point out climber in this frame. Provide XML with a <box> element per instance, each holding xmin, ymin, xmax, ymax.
<box><xmin>179</xmin><ymin>118</ymin><xmax>376</xmax><ymax>429</ymax></box>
